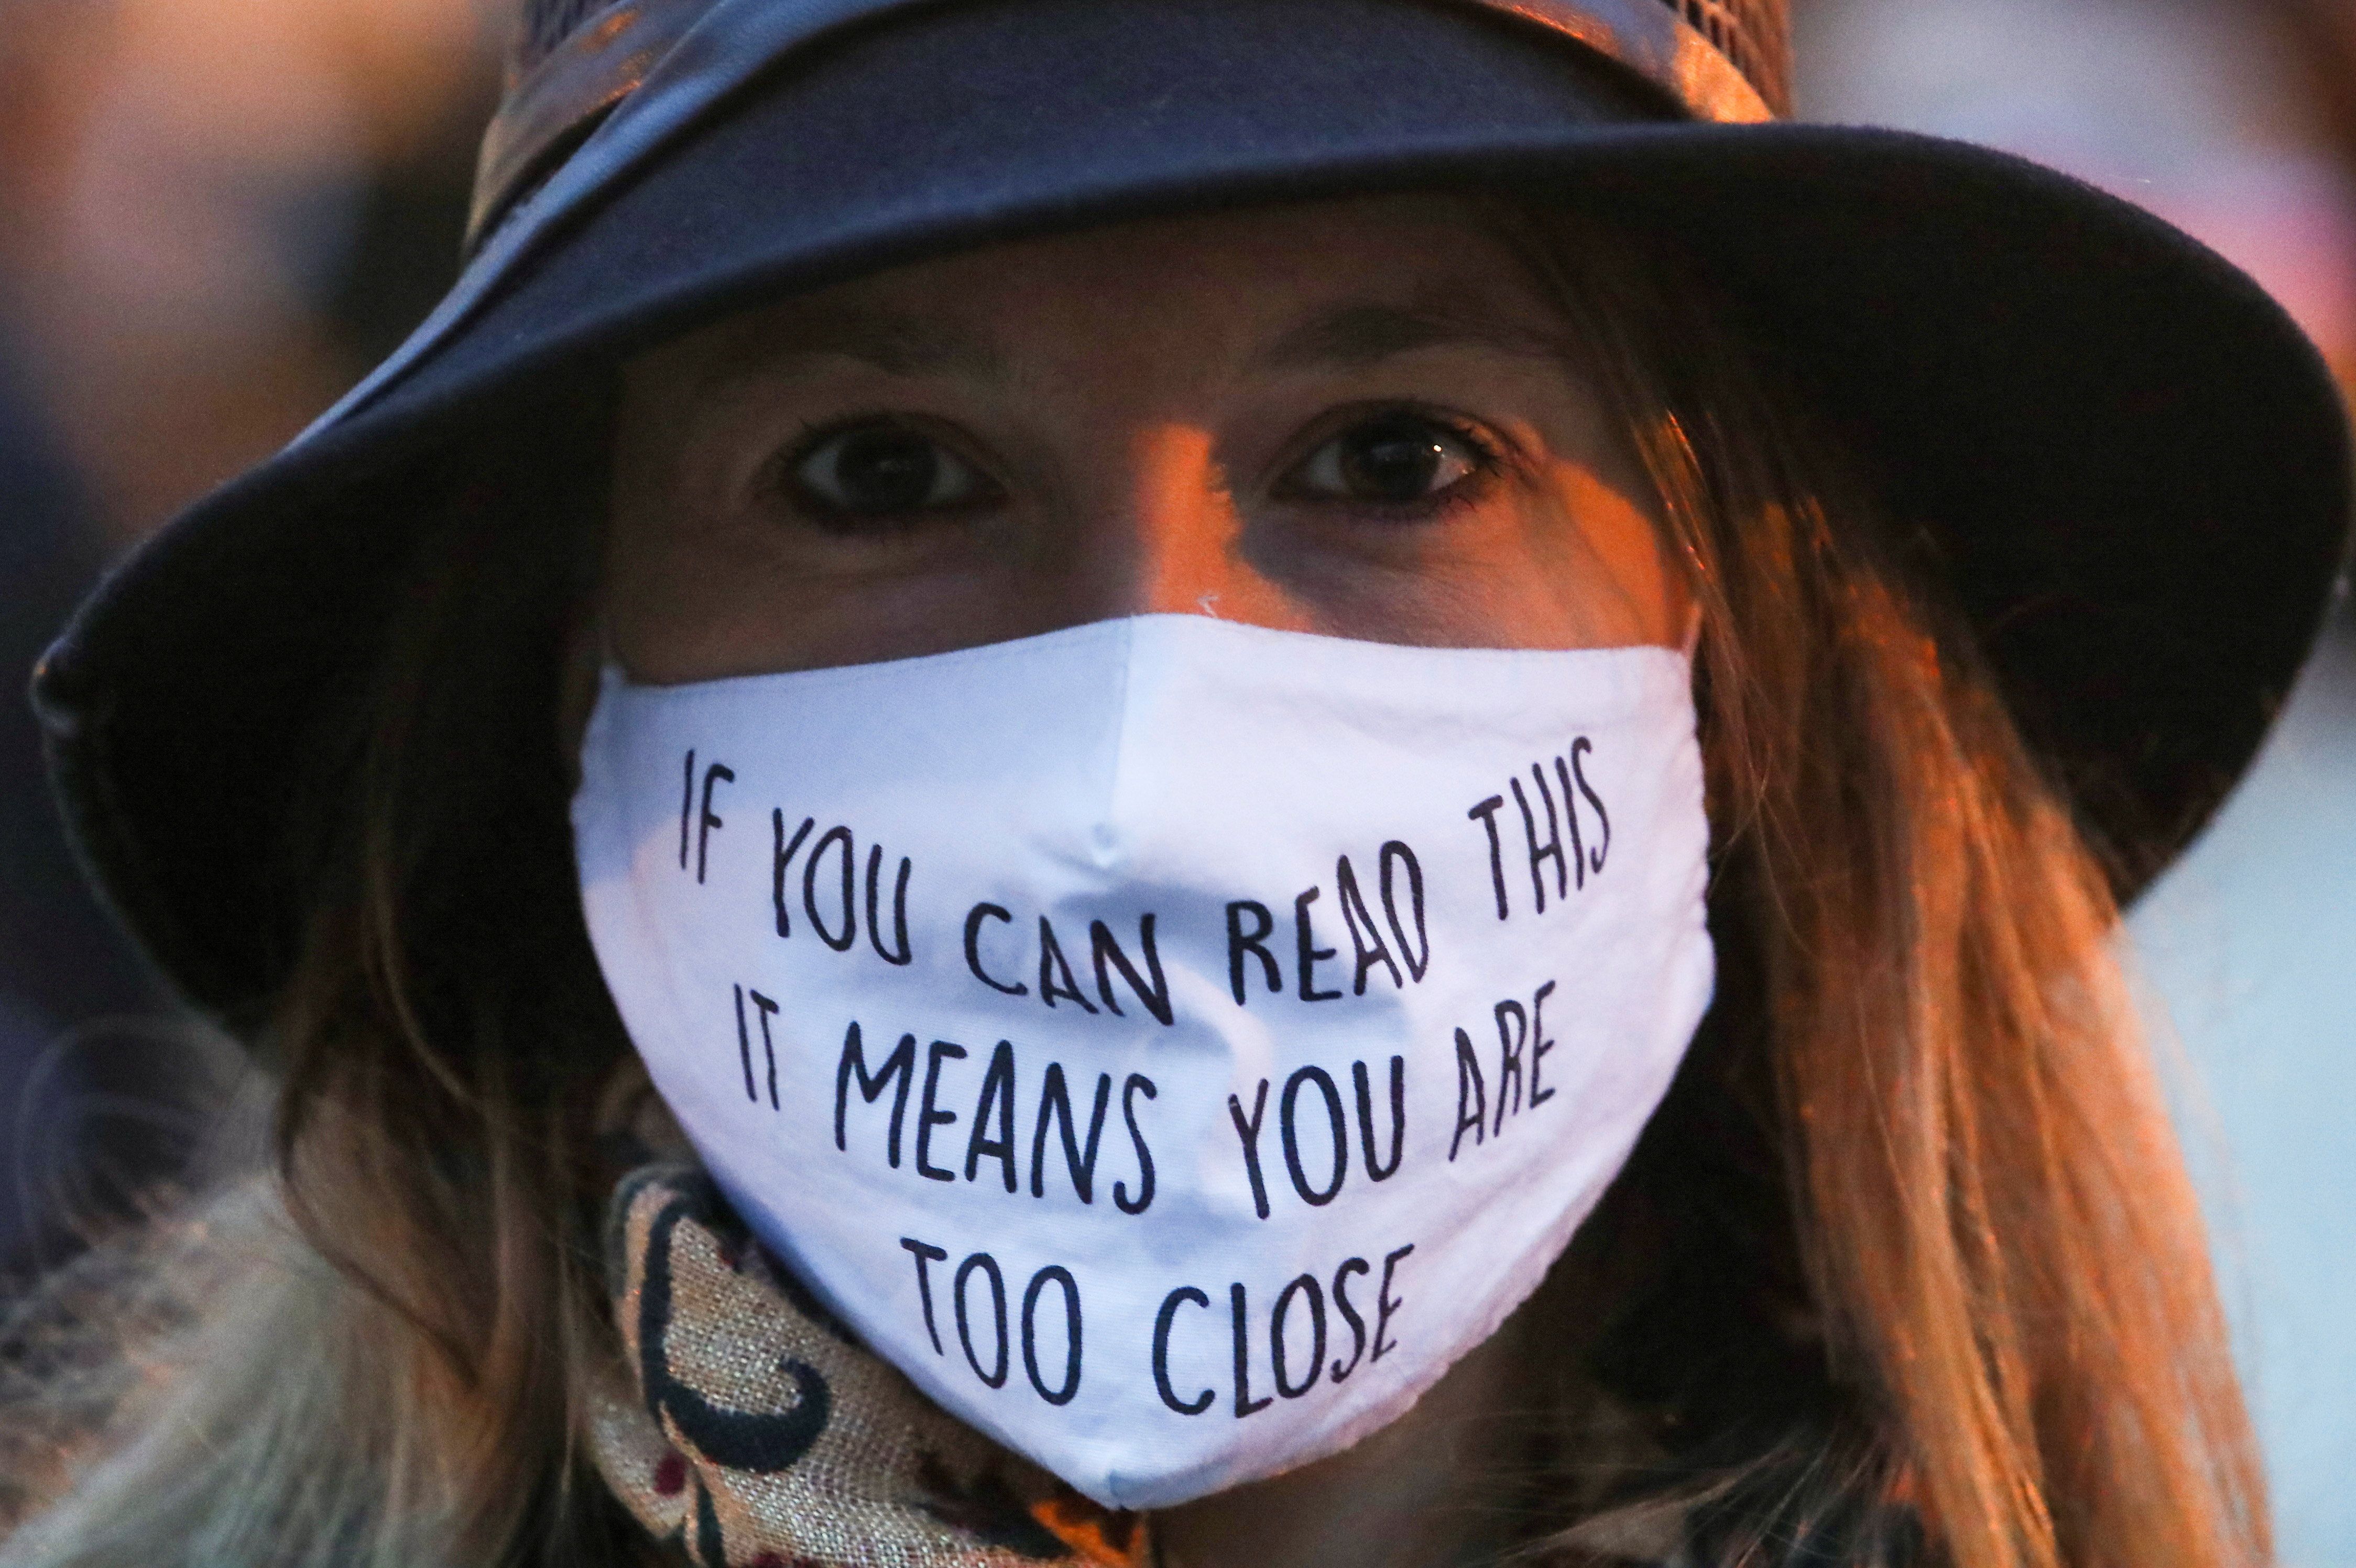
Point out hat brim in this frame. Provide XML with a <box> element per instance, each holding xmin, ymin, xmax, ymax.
<box><xmin>36</xmin><ymin>0</ymin><xmax>2354</xmax><ymax>1016</ymax></box>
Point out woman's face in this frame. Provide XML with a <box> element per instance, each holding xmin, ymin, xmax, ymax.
<box><xmin>607</xmin><ymin>193</ymin><xmax>1687</xmax><ymax>681</ymax></box>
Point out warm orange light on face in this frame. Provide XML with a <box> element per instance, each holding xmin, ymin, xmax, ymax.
<box><xmin>606</xmin><ymin>194</ymin><xmax>1690</xmax><ymax>686</ymax></box>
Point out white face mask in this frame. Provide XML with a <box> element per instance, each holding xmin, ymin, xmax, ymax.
<box><xmin>573</xmin><ymin>614</ymin><xmax>1713</xmax><ymax>1511</ymax></box>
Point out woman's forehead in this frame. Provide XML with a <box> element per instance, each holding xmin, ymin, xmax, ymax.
<box><xmin>632</xmin><ymin>192</ymin><xmax>1576</xmax><ymax>393</ymax></box>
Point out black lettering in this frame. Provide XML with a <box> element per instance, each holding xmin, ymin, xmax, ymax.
<box><xmin>1021</xmin><ymin>1267</ymin><xmax>1083</xmax><ymax>1407</ymax></box>
<box><xmin>804</xmin><ymin>826</ymin><xmax>858</xmax><ymax>952</ymax></box>
<box><xmin>772</xmin><ymin>813</ymin><xmax>815</xmax><ymax>938</ymax></box>
<box><xmin>1552</xmin><ymin>755</ymin><xmax>1587</xmax><ymax>890</ymax></box>
<box><xmin>1530</xmin><ymin>981</ymin><xmax>1558</xmax><ymax>1108</ymax></box>
<box><xmin>749</xmin><ymin>987</ymin><xmax>781</xmax><ymax>1111</ymax></box>
<box><xmin>696</xmin><ymin>763</ymin><xmax>734</xmax><ymax>884</ymax></box>
<box><xmin>1510</xmin><ymin>769</ymin><xmax>1565</xmax><ymax>914</ymax></box>
<box><xmin>1030</xmin><ymin>1065</ymin><xmax>1111</xmax><ymax>1202</ymax></box>
<box><xmin>1467</xmin><ymin>797</ymin><xmax>1510</xmax><ymax>919</ymax></box>
<box><xmin>679</xmin><ymin>750</ymin><xmax>695</xmax><ymax>871</ymax></box>
<box><xmin>1271</xmin><ymin>1275</ymin><xmax>1326</xmax><ymax>1400</ymax></box>
<box><xmin>1449</xmin><ymin>1028</ymin><xmax>1487</xmax><ymax>1161</ymax></box>
<box><xmin>1571</xmin><ymin>737</ymin><xmax>1610</xmax><ymax>874</ymax></box>
<box><xmin>1114</xmin><ymin>1075</ymin><xmax>1158</xmax><ymax>1215</ymax></box>
<box><xmin>1334</xmin><ymin>856</ymin><xmax>1403</xmax><ymax>995</ymax></box>
<box><xmin>1226</xmin><ymin>900</ymin><xmax>1281</xmax><ymax>1005</ymax></box>
<box><xmin>1230</xmin><ymin>1283</ymin><xmax>1271</xmax><ymax>1418</ymax></box>
<box><xmin>834</xmin><ymin>1023</ymin><xmax>915</xmax><ymax>1167</ymax></box>
<box><xmin>900</xmin><ymin>1238</ymin><xmax>948</xmax><ymax>1354</ymax></box>
<box><xmin>1379</xmin><ymin>841</ymin><xmax>1430</xmax><ymax>982</ymax></box>
<box><xmin>915</xmin><ymin>1041</ymin><xmax>969</xmax><ymax>1182</ymax></box>
<box><xmin>865</xmin><ymin>846</ymin><xmax>913</xmax><ymax>965</ymax></box>
<box><xmin>963</xmin><ymin>1041</ymin><xmax>1019</xmax><ymax>1192</ymax></box>
<box><xmin>1354</xmin><ymin>1057</ymin><xmax>1405</xmax><ymax>1182</ymax></box>
<box><xmin>1373</xmin><ymin>1245</ymin><xmax>1414</xmax><ymax>1363</ymax></box>
<box><xmin>1037</xmin><ymin>919</ymin><xmax>1099</xmax><ymax>1014</ymax></box>
<box><xmin>1330</xmin><ymin>1258</ymin><xmax>1371</xmax><ymax>1381</ymax></box>
<box><xmin>963</xmin><ymin>904</ymin><xmax>1029</xmax><ymax>996</ymax></box>
<box><xmin>953</xmin><ymin>1253</ymin><xmax>1009</xmax><ymax>1389</ymax></box>
<box><xmin>1294</xmin><ymin>889</ymin><xmax>1341</xmax><ymax>1003</ymax></box>
<box><xmin>1280</xmin><ymin>1066</ymin><xmax>1348</xmax><ymax>1207</ymax></box>
<box><xmin>1493</xmin><ymin>999</ymin><xmax>1528</xmax><ymax>1135</ymax></box>
<box><xmin>1090</xmin><ymin>915</ymin><xmax>1173</xmax><ymax>1026</ymax></box>
<box><xmin>1153</xmin><ymin>1287</ymin><xmax>1215</xmax><ymax>1415</ymax></box>
<box><xmin>1227</xmin><ymin>1080</ymin><xmax>1273</xmax><ymax>1221</ymax></box>
<box><xmin>734</xmin><ymin>984</ymin><xmax>755</xmax><ymax>1102</ymax></box>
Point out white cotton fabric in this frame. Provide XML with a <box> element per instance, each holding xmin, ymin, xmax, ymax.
<box><xmin>573</xmin><ymin>614</ymin><xmax>1713</xmax><ymax>1510</ymax></box>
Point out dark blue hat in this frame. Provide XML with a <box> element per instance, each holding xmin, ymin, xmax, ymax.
<box><xmin>32</xmin><ymin>0</ymin><xmax>2355</xmax><ymax>1017</ymax></box>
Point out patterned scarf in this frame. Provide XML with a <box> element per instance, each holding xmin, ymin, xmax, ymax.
<box><xmin>590</xmin><ymin>1160</ymin><xmax>1149</xmax><ymax>1568</ymax></box>
<box><xmin>584</xmin><ymin>1083</ymin><xmax>1918</xmax><ymax>1568</ymax></box>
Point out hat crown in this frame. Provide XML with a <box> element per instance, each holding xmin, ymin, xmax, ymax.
<box><xmin>475</xmin><ymin>0</ymin><xmax>1788</xmax><ymax>256</ymax></box>
<box><xmin>508</xmin><ymin>0</ymin><xmax>1791</xmax><ymax>115</ymax></box>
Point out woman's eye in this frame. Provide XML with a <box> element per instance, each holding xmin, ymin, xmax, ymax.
<box><xmin>786</xmin><ymin>421</ymin><xmax>996</xmax><ymax>524</ymax></box>
<box><xmin>1282</xmin><ymin>412</ymin><xmax>1492</xmax><ymax>509</ymax></box>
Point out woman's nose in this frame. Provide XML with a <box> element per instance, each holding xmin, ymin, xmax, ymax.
<box><xmin>1060</xmin><ymin>425</ymin><xmax>1305</xmax><ymax>630</ymax></box>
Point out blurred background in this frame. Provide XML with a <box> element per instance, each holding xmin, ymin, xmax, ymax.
<box><xmin>0</xmin><ymin>0</ymin><xmax>2348</xmax><ymax>1560</ymax></box>
<box><xmin>0</xmin><ymin>0</ymin><xmax>500</xmax><ymax>1266</ymax></box>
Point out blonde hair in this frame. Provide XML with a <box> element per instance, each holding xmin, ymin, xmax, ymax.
<box><xmin>0</xmin><ymin>205</ymin><xmax>2265</xmax><ymax>1568</ymax></box>
<box><xmin>1512</xmin><ymin>210</ymin><xmax>2265</xmax><ymax>1568</ymax></box>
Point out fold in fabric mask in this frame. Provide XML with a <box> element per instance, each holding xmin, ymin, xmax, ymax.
<box><xmin>573</xmin><ymin>615</ymin><xmax>1714</xmax><ymax>1510</ymax></box>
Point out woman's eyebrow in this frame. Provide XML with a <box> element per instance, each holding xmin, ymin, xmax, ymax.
<box><xmin>1254</xmin><ymin>298</ymin><xmax>1563</xmax><ymax>372</ymax></box>
<box><xmin>699</xmin><ymin>307</ymin><xmax>1008</xmax><ymax>388</ymax></box>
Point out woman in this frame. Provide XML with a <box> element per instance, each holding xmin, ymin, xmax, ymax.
<box><xmin>6</xmin><ymin>2</ymin><xmax>2349</xmax><ymax>1566</ymax></box>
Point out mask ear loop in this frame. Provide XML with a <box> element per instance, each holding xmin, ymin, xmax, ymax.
<box><xmin>587</xmin><ymin>600</ymin><xmax>635</xmax><ymax>690</ymax></box>
<box><xmin>559</xmin><ymin>607</ymin><xmax>627</xmax><ymax>790</ymax></box>
<box><xmin>1678</xmin><ymin>600</ymin><xmax>1704</xmax><ymax>663</ymax></box>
